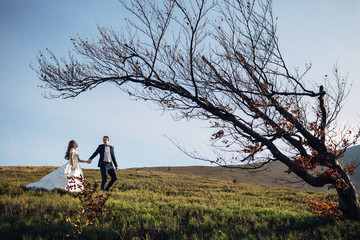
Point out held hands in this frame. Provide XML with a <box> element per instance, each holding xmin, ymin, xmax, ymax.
<box><xmin>86</xmin><ymin>159</ymin><xmax>92</xmax><ymax>164</ymax></box>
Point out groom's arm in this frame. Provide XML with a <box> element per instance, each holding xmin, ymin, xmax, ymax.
<box><xmin>88</xmin><ymin>145</ymin><xmax>101</xmax><ymax>162</ymax></box>
<box><xmin>111</xmin><ymin>146</ymin><xmax>118</xmax><ymax>169</ymax></box>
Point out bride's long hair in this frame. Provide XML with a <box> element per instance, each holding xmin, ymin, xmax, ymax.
<box><xmin>65</xmin><ymin>140</ymin><xmax>76</xmax><ymax>160</ymax></box>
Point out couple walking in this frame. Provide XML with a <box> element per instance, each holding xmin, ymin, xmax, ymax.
<box><xmin>26</xmin><ymin>136</ymin><xmax>118</xmax><ymax>192</ymax></box>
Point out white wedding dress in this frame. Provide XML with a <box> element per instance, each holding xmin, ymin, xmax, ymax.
<box><xmin>26</xmin><ymin>148</ymin><xmax>84</xmax><ymax>192</ymax></box>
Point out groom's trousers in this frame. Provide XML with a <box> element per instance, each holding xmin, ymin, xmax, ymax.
<box><xmin>100</xmin><ymin>163</ymin><xmax>118</xmax><ymax>191</ymax></box>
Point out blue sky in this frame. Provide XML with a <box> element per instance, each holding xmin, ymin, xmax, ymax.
<box><xmin>0</xmin><ymin>0</ymin><xmax>359</xmax><ymax>169</ymax></box>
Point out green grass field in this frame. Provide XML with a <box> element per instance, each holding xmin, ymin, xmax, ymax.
<box><xmin>1</xmin><ymin>166</ymin><xmax>360</xmax><ymax>239</ymax></box>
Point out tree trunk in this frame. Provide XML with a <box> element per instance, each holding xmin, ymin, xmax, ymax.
<box><xmin>336</xmin><ymin>181</ymin><xmax>360</xmax><ymax>220</ymax></box>
<box><xmin>288</xmin><ymin>159</ymin><xmax>360</xmax><ymax>220</ymax></box>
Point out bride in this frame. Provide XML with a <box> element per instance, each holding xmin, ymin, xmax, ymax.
<box><xmin>26</xmin><ymin>140</ymin><xmax>89</xmax><ymax>192</ymax></box>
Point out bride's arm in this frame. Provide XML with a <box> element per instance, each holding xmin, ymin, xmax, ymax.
<box><xmin>78</xmin><ymin>157</ymin><xmax>90</xmax><ymax>163</ymax></box>
<box><xmin>70</xmin><ymin>151</ymin><xmax>75</xmax><ymax>170</ymax></box>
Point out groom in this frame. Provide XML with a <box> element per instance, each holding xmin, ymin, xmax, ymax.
<box><xmin>88</xmin><ymin>136</ymin><xmax>118</xmax><ymax>191</ymax></box>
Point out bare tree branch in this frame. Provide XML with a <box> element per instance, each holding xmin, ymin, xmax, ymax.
<box><xmin>33</xmin><ymin>0</ymin><xmax>360</xmax><ymax>220</ymax></box>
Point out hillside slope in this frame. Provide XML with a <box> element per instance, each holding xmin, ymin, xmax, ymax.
<box><xmin>131</xmin><ymin>146</ymin><xmax>360</xmax><ymax>193</ymax></box>
<box><xmin>131</xmin><ymin>162</ymin><xmax>330</xmax><ymax>192</ymax></box>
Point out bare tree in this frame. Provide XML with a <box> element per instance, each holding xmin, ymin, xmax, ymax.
<box><xmin>34</xmin><ymin>0</ymin><xmax>360</xmax><ymax>220</ymax></box>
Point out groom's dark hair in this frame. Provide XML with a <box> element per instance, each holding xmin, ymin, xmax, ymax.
<box><xmin>103</xmin><ymin>136</ymin><xmax>109</xmax><ymax>140</ymax></box>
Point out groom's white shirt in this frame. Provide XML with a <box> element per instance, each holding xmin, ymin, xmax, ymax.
<box><xmin>104</xmin><ymin>145</ymin><xmax>112</xmax><ymax>162</ymax></box>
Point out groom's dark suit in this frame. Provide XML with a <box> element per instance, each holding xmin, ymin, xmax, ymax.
<box><xmin>90</xmin><ymin>144</ymin><xmax>118</xmax><ymax>168</ymax></box>
<box><xmin>89</xmin><ymin>144</ymin><xmax>118</xmax><ymax>190</ymax></box>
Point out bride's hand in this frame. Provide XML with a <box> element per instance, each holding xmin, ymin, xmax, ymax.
<box><xmin>71</xmin><ymin>165</ymin><xmax>75</xmax><ymax>171</ymax></box>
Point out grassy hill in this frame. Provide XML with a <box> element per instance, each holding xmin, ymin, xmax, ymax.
<box><xmin>1</xmin><ymin>166</ymin><xmax>360</xmax><ymax>239</ymax></box>
<box><xmin>132</xmin><ymin>159</ymin><xmax>360</xmax><ymax>193</ymax></box>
